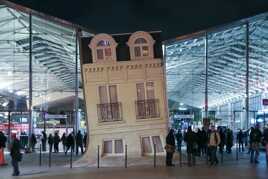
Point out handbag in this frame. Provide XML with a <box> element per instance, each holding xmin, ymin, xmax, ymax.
<box><xmin>165</xmin><ymin>144</ymin><xmax>175</xmax><ymax>153</ymax></box>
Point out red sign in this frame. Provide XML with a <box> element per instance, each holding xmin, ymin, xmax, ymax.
<box><xmin>263</xmin><ymin>99</ymin><xmax>268</xmax><ymax>105</ymax></box>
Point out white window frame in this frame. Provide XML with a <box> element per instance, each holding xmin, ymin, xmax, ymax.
<box><xmin>127</xmin><ymin>31</ymin><xmax>155</xmax><ymax>60</ymax></box>
<box><xmin>140</xmin><ymin>135</ymin><xmax>164</xmax><ymax>155</ymax></box>
<box><xmin>88</xmin><ymin>33</ymin><xmax>117</xmax><ymax>63</ymax></box>
<box><xmin>102</xmin><ymin>138</ymin><xmax>124</xmax><ymax>156</ymax></box>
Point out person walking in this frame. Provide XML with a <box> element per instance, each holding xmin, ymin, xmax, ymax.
<box><xmin>250</xmin><ymin>125</ymin><xmax>262</xmax><ymax>164</ymax></box>
<box><xmin>208</xmin><ymin>125</ymin><xmax>221</xmax><ymax>166</ymax></box>
<box><xmin>218</xmin><ymin>128</ymin><xmax>226</xmax><ymax>154</ymax></box>
<box><xmin>226</xmin><ymin>128</ymin><xmax>233</xmax><ymax>153</ymax></box>
<box><xmin>200</xmin><ymin>127</ymin><xmax>208</xmax><ymax>156</ymax></box>
<box><xmin>75</xmin><ymin>130</ymin><xmax>84</xmax><ymax>155</ymax></box>
<box><xmin>30</xmin><ymin>133</ymin><xmax>37</xmax><ymax>152</ymax></box>
<box><xmin>65</xmin><ymin>132</ymin><xmax>75</xmax><ymax>155</ymax></box>
<box><xmin>263</xmin><ymin>124</ymin><xmax>268</xmax><ymax>165</ymax></box>
<box><xmin>175</xmin><ymin>129</ymin><xmax>182</xmax><ymax>152</ymax></box>
<box><xmin>184</xmin><ymin>126</ymin><xmax>197</xmax><ymax>166</ymax></box>
<box><xmin>53</xmin><ymin>132</ymin><xmax>60</xmax><ymax>153</ymax></box>
<box><xmin>237</xmin><ymin>129</ymin><xmax>244</xmax><ymax>152</ymax></box>
<box><xmin>41</xmin><ymin>131</ymin><xmax>47</xmax><ymax>152</ymax></box>
<box><xmin>0</xmin><ymin>131</ymin><xmax>7</xmax><ymax>166</ymax></box>
<box><xmin>61</xmin><ymin>133</ymin><xmax>67</xmax><ymax>152</ymax></box>
<box><xmin>165</xmin><ymin>129</ymin><xmax>175</xmax><ymax>167</ymax></box>
<box><xmin>10</xmin><ymin>134</ymin><xmax>22</xmax><ymax>176</ymax></box>
<box><xmin>83</xmin><ymin>132</ymin><xmax>87</xmax><ymax>149</ymax></box>
<box><xmin>48</xmin><ymin>134</ymin><xmax>54</xmax><ymax>153</ymax></box>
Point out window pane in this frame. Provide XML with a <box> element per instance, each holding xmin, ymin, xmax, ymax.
<box><xmin>146</xmin><ymin>82</ymin><xmax>155</xmax><ymax>99</ymax></box>
<box><xmin>136</xmin><ymin>83</ymin><xmax>145</xmax><ymax>100</ymax></box>
<box><xmin>134</xmin><ymin>47</ymin><xmax>141</xmax><ymax>57</ymax></box>
<box><xmin>109</xmin><ymin>85</ymin><xmax>118</xmax><ymax>103</ymax></box>
<box><xmin>134</xmin><ymin>38</ymin><xmax>147</xmax><ymax>44</ymax></box>
<box><xmin>114</xmin><ymin>139</ymin><xmax>123</xmax><ymax>153</ymax></box>
<box><xmin>105</xmin><ymin>48</ymin><xmax>112</xmax><ymax>57</ymax></box>
<box><xmin>99</xmin><ymin>86</ymin><xmax>108</xmax><ymax>103</ymax></box>
<box><xmin>97</xmin><ymin>49</ymin><xmax>104</xmax><ymax>59</ymax></box>
<box><xmin>152</xmin><ymin>136</ymin><xmax>164</xmax><ymax>152</ymax></box>
<box><xmin>142</xmin><ymin>46</ymin><xmax>149</xmax><ymax>56</ymax></box>
<box><xmin>97</xmin><ymin>40</ymin><xmax>110</xmax><ymax>47</ymax></box>
<box><xmin>141</xmin><ymin>137</ymin><xmax>152</xmax><ymax>153</ymax></box>
<box><xmin>103</xmin><ymin>140</ymin><xmax>113</xmax><ymax>154</ymax></box>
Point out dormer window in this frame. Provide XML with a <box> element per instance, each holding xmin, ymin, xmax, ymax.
<box><xmin>134</xmin><ymin>38</ymin><xmax>149</xmax><ymax>57</ymax></box>
<box><xmin>89</xmin><ymin>34</ymin><xmax>117</xmax><ymax>63</ymax></box>
<box><xmin>127</xmin><ymin>31</ymin><xmax>155</xmax><ymax>60</ymax></box>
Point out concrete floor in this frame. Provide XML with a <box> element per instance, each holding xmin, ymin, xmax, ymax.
<box><xmin>1</xmin><ymin>150</ymin><xmax>267</xmax><ymax>179</ymax></box>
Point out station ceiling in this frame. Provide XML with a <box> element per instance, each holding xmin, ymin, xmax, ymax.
<box><xmin>165</xmin><ymin>13</ymin><xmax>268</xmax><ymax>108</ymax></box>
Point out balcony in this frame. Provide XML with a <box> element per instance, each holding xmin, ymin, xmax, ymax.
<box><xmin>135</xmin><ymin>99</ymin><xmax>160</xmax><ymax>119</ymax></box>
<box><xmin>97</xmin><ymin>102</ymin><xmax>122</xmax><ymax>122</ymax></box>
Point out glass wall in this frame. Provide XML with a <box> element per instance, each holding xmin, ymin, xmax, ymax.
<box><xmin>165</xmin><ymin>12</ymin><xmax>268</xmax><ymax>130</ymax></box>
<box><xmin>0</xmin><ymin>3</ymin><xmax>87</xmax><ymax>142</ymax></box>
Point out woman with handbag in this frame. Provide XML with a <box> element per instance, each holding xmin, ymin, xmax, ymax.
<box><xmin>165</xmin><ymin>129</ymin><xmax>175</xmax><ymax>167</ymax></box>
<box><xmin>10</xmin><ymin>133</ymin><xmax>22</xmax><ymax>176</ymax></box>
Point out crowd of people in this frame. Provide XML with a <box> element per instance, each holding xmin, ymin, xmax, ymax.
<box><xmin>165</xmin><ymin>124</ymin><xmax>268</xmax><ymax>167</ymax></box>
<box><xmin>40</xmin><ymin>130</ymin><xmax>88</xmax><ymax>155</ymax></box>
<box><xmin>0</xmin><ymin>130</ymin><xmax>88</xmax><ymax>176</ymax></box>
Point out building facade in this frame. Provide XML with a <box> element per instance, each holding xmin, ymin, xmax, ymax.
<box><xmin>81</xmin><ymin>31</ymin><xmax>168</xmax><ymax>158</ymax></box>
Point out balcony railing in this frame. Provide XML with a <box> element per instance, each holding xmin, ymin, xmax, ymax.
<box><xmin>97</xmin><ymin>102</ymin><xmax>122</xmax><ymax>122</ymax></box>
<box><xmin>135</xmin><ymin>99</ymin><xmax>160</xmax><ymax>119</ymax></box>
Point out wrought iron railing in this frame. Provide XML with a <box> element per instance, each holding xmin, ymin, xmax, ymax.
<box><xmin>135</xmin><ymin>99</ymin><xmax>160</xmax><ymax>119</ymax></box>
<box><xmin>97</xmin><ymin>102</ymin><xmax>122</xmax><ymax>122</ymax></box>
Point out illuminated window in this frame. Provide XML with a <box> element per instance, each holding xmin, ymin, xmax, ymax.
<box><xmin>96</xmin><ymin>40</ymin><xmax>112</xmax><ymax>60</ymax></box>
<box><xmin>127</xmin><ymin>31</ymin><xmax>155</xmax><ymax>60</ymax></box>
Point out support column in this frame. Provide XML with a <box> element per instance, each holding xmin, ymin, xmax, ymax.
<box><xmin>245</xmin><ymin>22</ymin><xmax>249</xmax><ymax>129</ymax></box>
<box><xmin>74</xmin><ymin>30</ymin><xmax>79</xmax><ymax>134</ymax></box>
<box><xmin>28</xmin><ymin>13</ymin><xmax>33</xmax><ymax>139</ymax></box>
<box><xmin>205</xmin><ymin>33</ymin><xmax>208</xmax><ymax>118</ymax></box>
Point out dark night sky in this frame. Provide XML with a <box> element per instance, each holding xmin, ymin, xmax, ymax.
<box><xmin>9</xmin><ymin>0</ymin><xmax>268</xmax><ymax>40</ymax></box>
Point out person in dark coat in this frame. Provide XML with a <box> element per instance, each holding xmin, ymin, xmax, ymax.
<box><xmin>30</xmin><ymin>133</ymin><xmax>37</xmax><ymax>152</ymax></box>
<box><xmin>226</xmin><ymin>129</ymin><xmax>233</xmax><ymax>153</ymax></box>
<box><xmin>200</xmin><ymin>127</ymin><xmax>208</xmax><ymax>156</ymax></box>
<box><xmin>175</xmin><ymin>129</ymin><xmax>182</xmax><ymax>152</ymax></box>
<box><xmin>218</xmin><ymin>128</ymin><xmax>226</xmax><ymax>154</ymax></box>
<box><xmin>184</xmin><ymin>126</ymin><xmax>197</xmax><ymax>166</ymax></box>
<box><xmin>250</xmin><ymin>125</ymin><xmax>262</xmax><ymax>164</ymax></box>
<box><xmin>196</xmin><ymin>128</ymin><xmax>202</xmax><ymax>156</ymax></box>
<box><xmin>76</xmin><ymin>130</ymin><xmax>84</xmax><ymax>155</ymax></box>
<box><xmin>10</xmin><ymin>134</ymin><xmax>22</xmax><ymax>176</ymax></box>
<box><xmin>263</xmin><ymin>125</ymin><xmax>268</xmax><ymax>164</ymax></box>
<box><xmin>83</xmin><ymin>132</ymin><xmax>88</xmax><ymax>149</ymax></box>
<box><xmin>41</xmin><ymin>131</ymin><xmax>47</xmax><ymax>152</ymax></box>
<box><xmin>65</xmin><ymin>132</ymin><xmax>75</xmax><ymax>155</ymax></box>
<box><xmin>48</xmin><ymin>134</ymin><xmax>54</xmax><ymax>153</ymax></box>
<box><xmin>53</xmin><ymin>132</ymin><xmax>60</xmax><ymax>153</ymax></box>
<box><xmin>61</xmin><ymin>133</ymin><xmax>67</xmax><ymax>152</ymax></box>
<box><xmin>237</xmin><ymin>129</ymin><xmax>244</xmax><ymax>152</ymax></box>
<box><xmin>165</xmin><ymin>129</ymin><xmax>175</xmax><ymax>167</ymax></box>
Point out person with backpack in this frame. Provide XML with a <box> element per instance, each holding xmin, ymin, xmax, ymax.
<box><xmin>250</xmin><ymin>124</ymin><xmax>262</xmax><ymax>164</ymax></box>
<box><xmin>165</xmin><ymin>129</ymin><xmax>175</xmax><ymax>167</ymax></box>
<box><xmin>208</xmin><ymin>125</ymin><xmax>221</xmax><ymax>166</ymax></box>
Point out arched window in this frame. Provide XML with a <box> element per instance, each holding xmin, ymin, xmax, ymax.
<box><xmin>133</xmin><ymin>38</ymin><xmax>149</xmax><ymax>57</ymax></box>
<box><xmin>127</xmin><ymin>31</ymin><xmax>155</xmax><ymax>60</ymax></box>
<box><xmin>88</xmin><ymin>34</ymin><xmax>117</xmax><ymax>63</ymax></box>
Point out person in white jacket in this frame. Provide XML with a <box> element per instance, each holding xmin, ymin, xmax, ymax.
<box><xmin>208</xmin><ymin>125</ymin><xmax>221</xmax><ymax>166</ymax></box>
